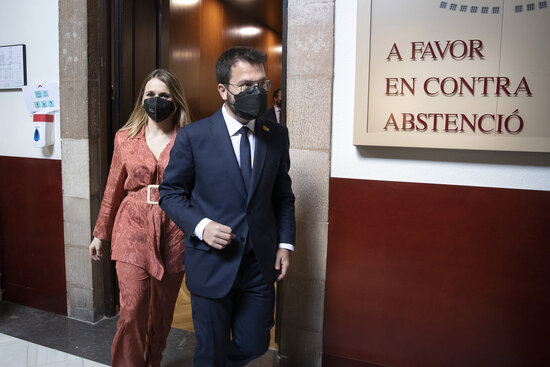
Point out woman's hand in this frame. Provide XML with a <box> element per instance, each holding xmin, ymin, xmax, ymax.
<box><xmin>89</xmin><ymin>237</ymin><xmax>105</xmax><ymax>261</ymax></box>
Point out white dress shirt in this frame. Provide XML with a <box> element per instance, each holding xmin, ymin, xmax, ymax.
<box><xmin>193</xmin><ymin>104</ymin><xmax>294</xmax><ymax>251</ymax></box>
<box><xmin>274</xmin><ymin>105</ymin><xmax>281</xmax><ymax>124</ymax></box>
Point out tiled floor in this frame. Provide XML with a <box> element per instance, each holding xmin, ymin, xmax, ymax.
<box><xmin>0</xmin><ymin>302</ymin><xmax>280</xmax><ymax>367</ymax></box>
<box><xmin>0</xmin><ymin>333</ymin><xmax>107</xmax><ymax>367</ymax></box>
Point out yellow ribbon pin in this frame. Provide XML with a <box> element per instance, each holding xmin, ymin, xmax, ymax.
<box><xmin>262</xmin><ymin>125</ymin><xmax>269</xmax><ymax>132</ymax></box>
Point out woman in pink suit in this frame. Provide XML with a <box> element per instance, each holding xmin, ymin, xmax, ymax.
<box><xmin>89</xmin><ymin>69</ymin><xmax>190</xmax><ymax>367</ymax></box>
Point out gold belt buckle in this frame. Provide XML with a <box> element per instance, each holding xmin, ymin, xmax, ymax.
<box><xmin>147</xmin><ymin>184</ymin><xmax>160</xmax><ymax>205</ymax></box>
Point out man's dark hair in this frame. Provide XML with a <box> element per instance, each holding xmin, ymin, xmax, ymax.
<box><xmin>216</xmin><ymin>46</ymin><xmax>267</xmax><ymax>85</ymax></box>
<box><xmin>273</xmin><ymin>88</ymin><xmax>281</xmax><ymax>100</ymax></box>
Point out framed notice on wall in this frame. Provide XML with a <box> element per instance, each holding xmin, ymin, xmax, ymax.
<box><xmin>353</xmin><ymin>1</ymin><xmax>550</xmax><ymax>153</ymax></box>
<box><xmin>0</xmin><ymin>44</ymin><xmax>27</xmax><ymax>89</ymax></box>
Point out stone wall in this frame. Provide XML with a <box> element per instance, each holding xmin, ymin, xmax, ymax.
<box><xmin>278</xmin><ymin>1</ymin><xmax>334</xmax><ymax>365</ymax></box>
<box><xmin>59</xmin><ymin>0</ymin><xmax>107</xmax><ymax>322</ymax></box>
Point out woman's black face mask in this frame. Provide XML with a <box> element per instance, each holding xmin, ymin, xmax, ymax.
<box><xmin>143</xmin><ymin>97</ymin><xmax>175</xmax><ymax>122</ymax></box>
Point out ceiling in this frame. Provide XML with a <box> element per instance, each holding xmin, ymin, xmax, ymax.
<box><xmin>221</xmin><ymin>0</ymin><xmax>283</xmax><ymax>35</ymax></box>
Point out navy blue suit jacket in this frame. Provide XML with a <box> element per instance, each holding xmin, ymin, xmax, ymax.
<box><xmin>159</xmin><ymin>108</ymin><xmax>296</xmax><ymax>299</ymax></box>
<box><xmin>259</xmin><ymin>106</ymin><xmax>283</xmax><ymax>126</ymax></box>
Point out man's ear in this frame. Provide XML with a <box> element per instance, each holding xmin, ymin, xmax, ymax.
<box><xmin>218</xmin><ymin>83</ymin><xmax>228</xmax><ymax>101</ymax></box>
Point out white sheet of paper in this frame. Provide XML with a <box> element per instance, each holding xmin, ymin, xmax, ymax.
<box><xmin>21</xmin><ymin>83</ymin><xmax>60</xmax><ymax>115</ymax></box>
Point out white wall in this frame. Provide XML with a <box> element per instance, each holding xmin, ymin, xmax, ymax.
<box><xmin>0</xmin><ymin>0</ymin><xmax>60</xmax><ymax>160</ymax></box>
<box><xmin>331</xmin><ymin>0</ymin><xmax>550</xmax><ymax>191</ymax></box>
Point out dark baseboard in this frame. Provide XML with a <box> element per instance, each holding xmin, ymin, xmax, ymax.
<box><xmin>323</xmin><ymin>354</ymin><xmax>390</xmax><ymax>367</ymax></box>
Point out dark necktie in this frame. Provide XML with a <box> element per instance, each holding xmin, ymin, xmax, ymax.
<box><xmin>239</xmin><ymin>126</ymin><xmax>251</xmax><ymax>191</ymax></box>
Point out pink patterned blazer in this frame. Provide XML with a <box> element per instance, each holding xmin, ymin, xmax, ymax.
<box><xmin>93</xmin><ymin>126</ymin><xmax>185</xmax><ymax>279</ymax></box>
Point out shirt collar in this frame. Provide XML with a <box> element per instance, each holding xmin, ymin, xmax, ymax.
<box><xmin>222</xmin><ymin>103</ymin><xmax>255</xmax><ymax>136</ymax></box>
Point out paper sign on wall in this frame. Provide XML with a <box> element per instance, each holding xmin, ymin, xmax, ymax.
<box><xmin>21</xmin><ymin>83</ymin><xmax>60</xmax><ymax>115</ymax></box>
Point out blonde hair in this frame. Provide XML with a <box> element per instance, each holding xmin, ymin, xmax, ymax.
<box><xmin>121</xmin><ymin>69</ymin><xmax>191</xmax><ymax>137</ymax></box>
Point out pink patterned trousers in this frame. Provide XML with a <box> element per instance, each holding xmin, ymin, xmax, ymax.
<box><xmin>112</xmin><ymin>261</ymin><xmax>184</xmax><ymax>367</ymax></box>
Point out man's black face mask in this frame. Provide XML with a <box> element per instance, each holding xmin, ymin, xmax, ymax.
<box><xmin>228</xmin><ymin>85</ymin><xmax>267</xmax><ymax>121</ymax></box>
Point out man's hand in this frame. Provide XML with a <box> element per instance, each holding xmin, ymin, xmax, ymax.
<box><xmin>275</xmin><ymin>248</ymin><xmax>291</xmax><ymax>281</ymax></box>
<box><xmin>203</xmin><ymin>221</ymin><xmax>235</xmax><ymax>250</ymax></box>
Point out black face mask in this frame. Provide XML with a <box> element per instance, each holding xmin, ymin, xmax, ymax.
<box><xmin>143</xmin><ymin>97</ymin><xmax>175</xmax><ymax>122</ymax></box>
<box><xmin>228</xmin><ymin>85</ymin><xmax>267</xmax><ymax>120</ymax></box>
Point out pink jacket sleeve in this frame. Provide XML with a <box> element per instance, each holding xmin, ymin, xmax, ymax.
<box><xmin>92</xmin><ymin>132</ymin><xmax>128</xmax><ymax>241</ymax></box>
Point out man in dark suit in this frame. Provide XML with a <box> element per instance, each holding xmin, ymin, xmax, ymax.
<box><xmin>159</xmin><ymin>46</ymin><xmax>296</xmax><ymax>367</ymax></box>
<box><xmin>259</xmin><ymin>87</ymin><xmax>283</xmax><ymax>125</ymax></box>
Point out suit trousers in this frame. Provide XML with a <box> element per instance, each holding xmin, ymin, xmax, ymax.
<box><xmin>190</xmin><ymin>250</ymin><xmax>275</xmax><ymax>367</ymax></box>
<box><xmin>112</xmin><ymin>261</ymin><xmax>184</xmax><ymax>367</ymax></box>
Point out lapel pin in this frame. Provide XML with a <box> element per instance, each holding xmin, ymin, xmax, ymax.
<box><xmin>262</xmin><ymin>125</ymin><xmax>269</xmax><ymax>132</ymax></box>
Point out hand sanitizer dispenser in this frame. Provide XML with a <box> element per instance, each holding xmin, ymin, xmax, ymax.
<box><xmin>33</xmin><ymin>113</ymin><xmax>54</xmax><ymax>147</ymax></box>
